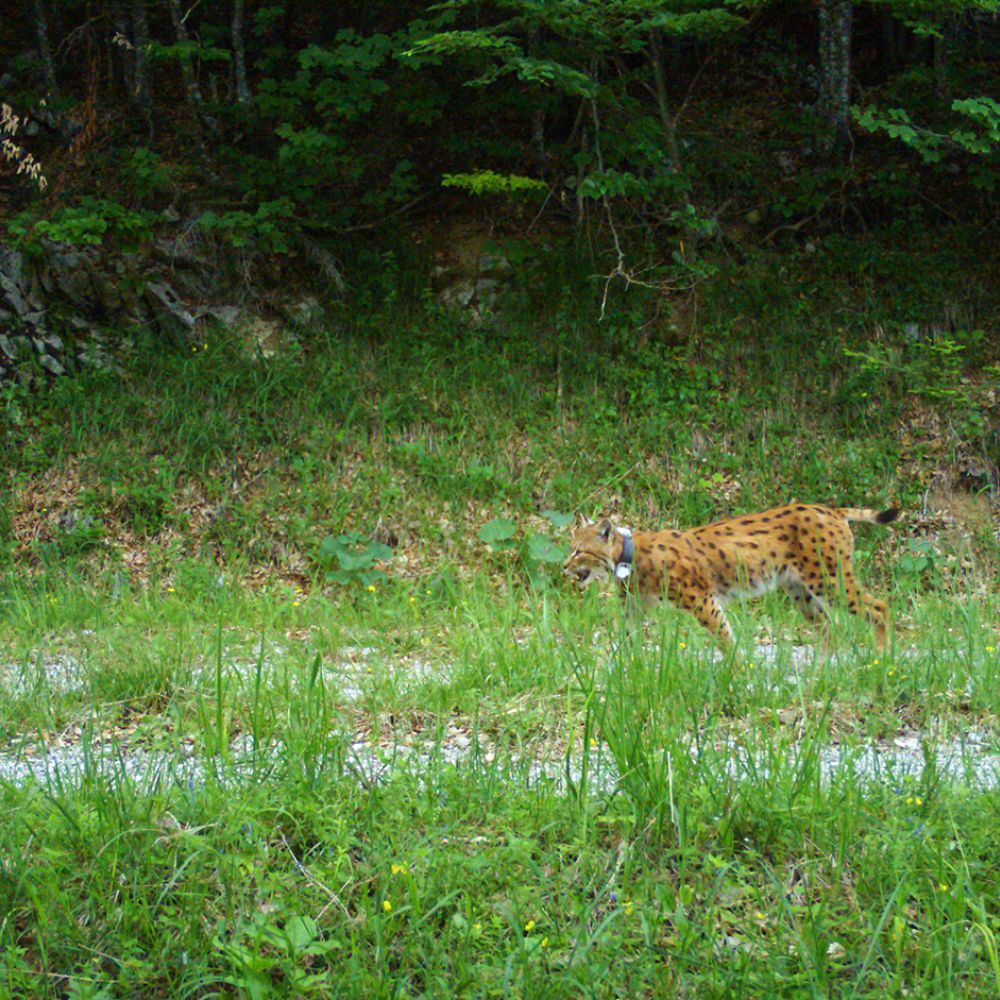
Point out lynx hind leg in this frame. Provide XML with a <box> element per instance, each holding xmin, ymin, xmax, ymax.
<box><xmin>820</xmin><ymin>558</ymin><xmax>892</xmax><ymax>649</ymax></box>
<box><xmin>861</xmin><ymin>592</ymin><xmax>891</xmax><ymax>649</ymax></box>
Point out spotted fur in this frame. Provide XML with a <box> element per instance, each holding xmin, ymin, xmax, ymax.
<box><xmin>563</xmin><ymin>503</ymin><xmax>899</xmax><ymax>649</ymax></box>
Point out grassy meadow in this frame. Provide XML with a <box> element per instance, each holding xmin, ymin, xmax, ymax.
<box><xmin>0</xmin><ymin>244</ymin><xmax>998</xmax><ymax>997</ymax></box>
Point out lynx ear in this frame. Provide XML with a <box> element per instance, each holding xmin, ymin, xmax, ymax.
<box><xmin>597</xmin><ymin>518</ymin><xmax>613</xmax><ymax>542</ymax></box>
<box><xmin>573</xmin><ymin>512</ymin><xmax>593</xmax><ymax>530</ymax></box>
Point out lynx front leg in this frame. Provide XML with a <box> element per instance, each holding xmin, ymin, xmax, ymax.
<box><xmin>783</xmin><ymin>578</ymin><xmax>834</xmax><ymax>653</ymax></box>
<box><xmin>691</xmin><ymin>593</ymin><xmax>735</xmax><ymax>652</ymax></box>
<box><xmin>617</xmin><ymin>582</ymin><xmax>648</xmax><ymax>640</ymax></box>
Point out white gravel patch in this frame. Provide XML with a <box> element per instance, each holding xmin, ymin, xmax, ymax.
<box><xmin>0</xmin><ymin>655</ymin><xmax>88</xmax><ymax>696</ymax></box>
<box><xmin>1</xmin><ymin>726</ymin><xmax>995</xmax><ymax>795</ymax></box>
<box><xmin>1</xmin><ymin>640</ymin><xmax>995</xmax><ymax>794</ymax></box>
<box><xmin>184</xmin><ymin>643</ymin><xmax>451</xmax><ymax>703</ymax></box>
<box><xmin>1</xmin><ymin>640</ymin><xmax>987</xmax><ymax>704</ymax></box>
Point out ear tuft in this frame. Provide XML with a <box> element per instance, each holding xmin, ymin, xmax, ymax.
<box><xmin>597</xmin><ymin>518</ymin><xmax>613</xmax><ymax>542</ymax></box>
<box><xmin>573</xmin><ymin>512</ymin><xmax>593</xmax><ymax>531</ymax></box>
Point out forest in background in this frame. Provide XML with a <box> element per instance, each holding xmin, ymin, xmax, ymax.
<box><xmin>2</xmin><ymin>1</ymin><xmax>998</xmax><ymax>293</ymax></box>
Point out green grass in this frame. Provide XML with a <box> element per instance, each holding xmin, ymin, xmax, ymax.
<box><xmin>0</xmin><ymin>251</ymin><xmax>998</xmax><ymax>997</ymax></box>
<box><xmin>0</xmin><ymin>570</ymin><xmax>997</xmax><ymax>997</ymax></box>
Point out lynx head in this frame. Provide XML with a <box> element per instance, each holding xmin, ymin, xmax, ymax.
<box><xmin>563</xmin><ymin>514</ymin><xmax>618</xmax><ymax>589</ymax></box>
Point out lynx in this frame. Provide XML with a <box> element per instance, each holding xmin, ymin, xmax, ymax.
<box><xmin>564</xmin><ymin>503</ymin><xmax>899</xmax><ymax>649</ymax></box>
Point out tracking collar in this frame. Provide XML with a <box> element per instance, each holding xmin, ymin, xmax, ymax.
<box><xmin>614</xmin><ymin>527</ymin><xmax>634</xmax><ymax>580</ymax></box>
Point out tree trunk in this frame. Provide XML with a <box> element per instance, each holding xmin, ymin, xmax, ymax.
<box><xmin>648</xmin><ymin>27</ymin><xmax>681</xmax><ymax>172</ymax></box>
<box><xmin>531</xmin><ymin>107</ymin><xmax>546</xmax><ymax>167</ymax></box>
<box><xmin>575</xmin><ymin>126</ymin><xmax>588</xmax><ymax>231</ymax></box>
<box><xmin>232</xmin><ymin>0</ymin><xmax>252</xmax><ymax>106</ymax></box>
<box><xmin>166</xmin><ymin>0</ymin><xmax>214</xmax><ymax>128</ymax></box>
<box><xmin>933</xmin><ymin>16</ymin><xmax>960</xmax><ymax>98</ymax></box>
<box><xmin>527</xmin><ymin>26</ymin><xmax>544</xmax><ymax>166</ymax></box>
<box><xmin>818</xmin><ymin>0</ymin><xmax>852</xmax><ymax>156</ymax></box>
<box><xmin>880</xmin><ymin>10</ymin><xmax>897</xmax><ymax>74</ymax></box>
<box><xmin>131</xmin><ymin>0</ymin><xmax>153</xmax><ymax>119</ymax></box>
<box><xmin>32</xmin><ymin>0</ymin><xmax>58</xmax><ymax>95</ymax></box>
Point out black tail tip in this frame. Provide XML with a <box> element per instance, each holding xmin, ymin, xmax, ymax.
<box><xmin>877</xmin><ymin>507</ymin><xmax>900</xmax><ymax>524</ymax></box>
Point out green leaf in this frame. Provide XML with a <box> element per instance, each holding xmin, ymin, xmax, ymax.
<box><xmin>541</xmin><ymin>510</ymin><xmax>573</xmax><ymax>529</ymax></box>
<box><xmin>319</xmin><ymin>535</ymin><xmax>348</xmax><ymax>559</ymax></box>
<box><xmin>284</xmin><ymin>915</ymin><xmax>318</xmax><ymax>951</ymax></box>
<box><xmin>338</xmin><ymin>551</ymin><xmax>372</xmax><ymax>572</ymax></box>
<box><xmin>442</xmin><ymin>171</ymin><xmax>547</xmax><ymax>196</ymax></box>
<box><xmin>650</xmin><ymin>10</ymin><xmax>745</xmax><ymax>39</ymax></box>
<box><xmin>897</xmin><ymin>555</ymin><xmax>928</xmax><ymax>574</ymax></box>
<box><xmin>479</xmin><ymin>518</ymin><xmax>517</xmax><ymax>544</ymax></box>
<box><xmin>365</xmin><ymin>541</ymin><xmax>395</xmax><ymax>561</ymax></box>
<box><xmin>527</xmin><ymin>534</ymin><xmax>565</xmax><ymax>563</ymax></box>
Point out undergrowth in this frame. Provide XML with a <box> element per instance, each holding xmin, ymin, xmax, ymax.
<box><xmin>2</xmin><ymin>238</ymin><xmax>996</xmax><ymax>587</ymax></box>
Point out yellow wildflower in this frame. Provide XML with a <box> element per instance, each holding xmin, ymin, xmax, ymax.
<box><xmin>524</xmin><ymin>920</ymin><xmax>535</xmax><ymax>932</ymax></box>
<box><xmin>383</xmin><ymin>900</ymin><xmax>392</xmax><ymax>913</ymax></box>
